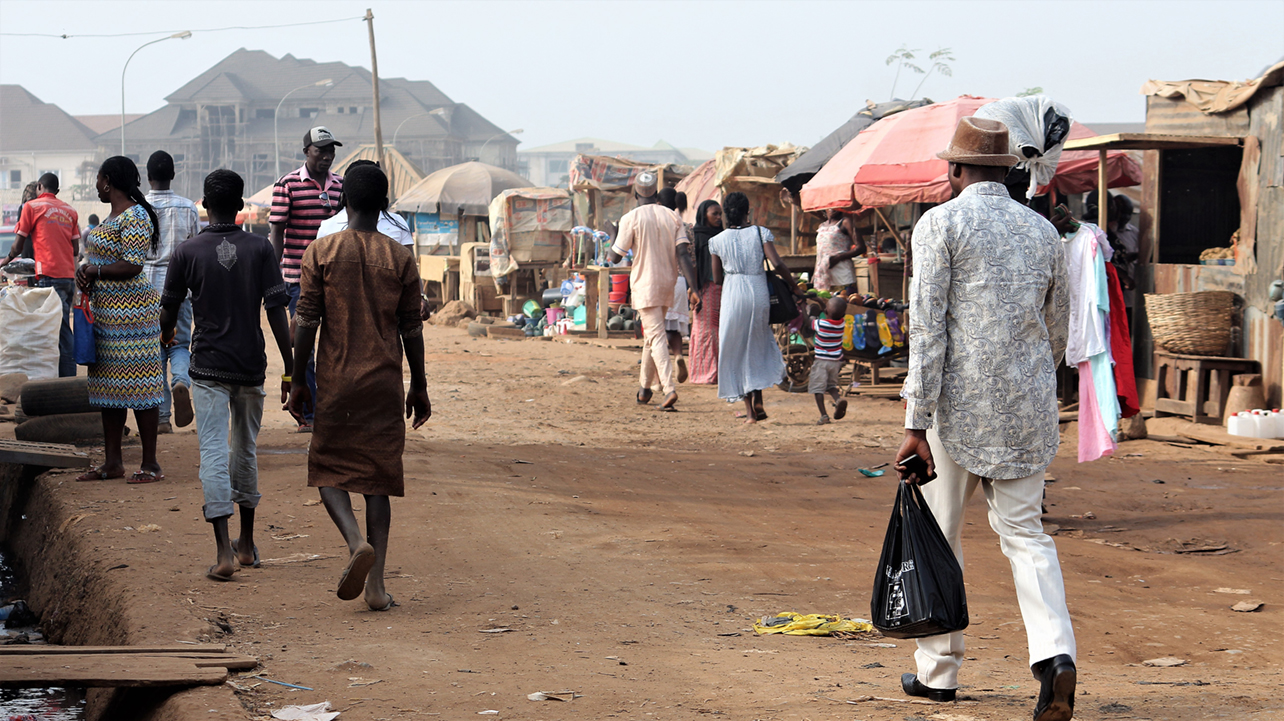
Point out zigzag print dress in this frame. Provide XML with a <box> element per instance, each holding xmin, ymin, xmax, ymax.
<box><xmin>86</xmin><ymin>205</ymin><xmax>164</xmax><ymax>409</ymax></box>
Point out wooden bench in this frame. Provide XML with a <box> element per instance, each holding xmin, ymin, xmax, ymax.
<box><xmin>1153</xmin><ymin>351</ymin><xmax>1259</xmax><ymax>425</ymax></box>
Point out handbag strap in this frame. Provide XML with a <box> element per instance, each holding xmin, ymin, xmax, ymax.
<box><xmin>76</xmin><ymin>293</ymin><xmax>94</xmax><ymax>324</ymax></box>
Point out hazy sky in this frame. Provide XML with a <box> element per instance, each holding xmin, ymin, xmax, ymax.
<box><xmin>2</xmin><ymin>0</ymin><xmax>1281</xmax><ymax>152</ymax></box>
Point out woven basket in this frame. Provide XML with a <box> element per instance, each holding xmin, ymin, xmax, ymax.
<box><xmin>1145</xmin><ymin>291</ymin><xmax>1235</xmax><ymax>356</ymax></box>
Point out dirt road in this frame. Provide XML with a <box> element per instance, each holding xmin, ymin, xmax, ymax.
<box><xmin>14</xmin><ymin>324</ymin><xmax>1284</xmax><ymax>720</ymax></box>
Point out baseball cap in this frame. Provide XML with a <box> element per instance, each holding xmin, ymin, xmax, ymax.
<box><xmin>634</xmin><ymin>171</ymin><xmax>657</xmax><ymax>197</ymax></box>
<box><xmin>304</xmin><ymin>126</ymin><xmax>343</xmax><ymax>148</ymax></box>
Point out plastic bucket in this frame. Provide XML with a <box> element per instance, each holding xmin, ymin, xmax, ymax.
<box><xmin>545</xmin><ymin>307</ymin><xmax>565</xmax><ymax>324</ymax></box>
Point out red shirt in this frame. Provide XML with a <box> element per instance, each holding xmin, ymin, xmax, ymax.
<box><xmin>15</xmin><ymin>193</ymin><xmax>79</xmax><ymax>279</ymax></box>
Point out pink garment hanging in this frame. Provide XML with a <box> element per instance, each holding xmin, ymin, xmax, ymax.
<box><xmin>1077</xmin><ymin>360</ymin><xmax>1117</xmax><ymax>462</ymax></box>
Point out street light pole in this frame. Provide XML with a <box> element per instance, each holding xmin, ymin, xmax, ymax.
<box><xmin>274</xmin><ymin>79</ymin><xmax>333</xmax><ymax>181</ymax></box>
<box><xmin>392</xmin><ymin>108</ymin><xmax>447</xmax><ymax>149</ymax></box>
<box><xmin>478</xmin><ymin>128</ymin><xmax>523</xmax><ymax>165</ymax></box>
<box><xmin>121</xmin><ymin>31</ymin><xmax>191</xmax><ymax>156</ymax></box>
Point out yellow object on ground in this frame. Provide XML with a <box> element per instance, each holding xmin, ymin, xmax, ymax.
<box><xmin>753</xmin><ymin>612</ymin><xmax>875</xmax><ymax>636</ymax></box>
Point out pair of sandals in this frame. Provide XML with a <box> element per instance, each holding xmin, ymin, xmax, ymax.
<box><xmin>206</xmin><ymin>539</ymin><xmax>260</xmax><ymax>582</ymax></box>
<box><xmin>76</xmin><ymin>467</ymin><xmax>164</xmax><ymax>484</ymax></box>
<box><xmin>336</xmin><ymin>542</ymin><xmax>397</xmax><ymax>612</ymax></box>
<box><xmin>636</xmin><ymin>388</ymin><xmax>678</xmax><ymax>412</ymax></box>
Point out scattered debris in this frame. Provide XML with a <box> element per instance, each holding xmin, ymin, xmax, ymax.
<box><xmin>271</xmin><ymin>533</ymin><xmax>309</xmax><ymax>541</ymax></box>
<box><xmin>528</xmin><ymin>690</ymin><xmax>578</xmax><ymax>701</ymax></box>
<box><xmin>348</xmin><ymin>677</ymin><xmax>382</xmax><ymax>687</ymax></box>
<box><xmin>1143</xmin><ymin>657</ymin><xmax>1187</xmax><ymax>667</ymax></box>
<box><xmin>479</xmin><ymin>628</ymin><xmax>513</xmax><ymax>633</ymax></box>
<box><xmin>739</xmin><ymin>451</ymin><xmax>755</xmax><ymax>457</ymax></box>
<box><xmin>259</xmin><ymin>553</ymin><xmax>338</xmax><ymax>566</ymax></box>
<box><xmin>303</xmin><ymin>499</ymin><xmax>321</xmax><ymax>506</ymax></box>
<box><xmin>753</xmin><ymin>612</ymin><xmax>873</xmax><ymax>636</ymax></box>
<box><xmin>250</xmin><ymin>675</ymin><xmax>314</xmax><ymax>690</ymax></box>
<box><xmin>1231</xmin><ymin>601</ymin><xmax>1264</xmax><ymax>612</ymax></box>
<box><xmin>1215</xmin><ymin>588</ymin><xmax>1251</xmax><ymax>595</ymax></box>
<box><xmin>136</xmin><ymin>524</ymin><xmax>162</xmax><ymax>532</ymax></box>
<box><xmin>270</xmin><ymin>702</ymin><xmax>338</xmax><ymax>721</ymax></box>
<box><xmin>858</xmin><ymin>468</ymin><xmax>885</xmax><ymax>477</ymax></box>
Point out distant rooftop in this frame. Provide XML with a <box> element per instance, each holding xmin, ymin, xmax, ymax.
<box><xmin>0</xmin><ymin>85</ymin><xmax>98</xmax><ymax>153</ymax></box>
<box><xmin>75</xmin><ymin>114</ymin><xmax>144</xmax><ymax>136</ymax></box>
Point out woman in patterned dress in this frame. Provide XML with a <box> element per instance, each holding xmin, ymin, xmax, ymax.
<box><xmin>75</xmin><ymin>157</ymin><xmax>166</xmax><ymax>484</ymax></box>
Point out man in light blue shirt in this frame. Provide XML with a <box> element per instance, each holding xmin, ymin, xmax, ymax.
<box><xmin>145</xmin><ymin>150</ymin><xmax>201</xmax><ymax>433</ymax></box>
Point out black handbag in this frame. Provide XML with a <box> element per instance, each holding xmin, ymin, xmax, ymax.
<box><xmin>756</xmin><ymin>226</ymin><xmax>800</xmax><ymax>325</ymax></box>
<box><xmin>871</xmin><ymin>481</ymin><xmax>970</xmax><ymax>639</ymax></box>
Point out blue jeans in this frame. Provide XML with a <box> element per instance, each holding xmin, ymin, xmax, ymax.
<box><xmin>160</xmin><ymin>298</ymin><xmax>192</xmax><ymax>424</ymax></box>
<box><xmin>35</xmin><ymin>278</ymin><xmax>75</xmax><ymax>377</ymax></box>
<box><xmin>286</xmin><ymin>282</ymin><xmax>317</xmax><ymax>424</ymax></box>
<box><xmin>193</xmin><ymin>379</ymin><xmax>264</xmax><ymax>520</ymax></box>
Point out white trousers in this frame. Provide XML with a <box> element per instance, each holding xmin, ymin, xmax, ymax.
<box><xmin>914</xmin><ymin>427</ymin><xmax>1076</xmax><ymax>689</ymax></box>
<box><xmin>638</xmin><ymin>305</ymin><xmax>676</xmax><ymax>396</ymax></box>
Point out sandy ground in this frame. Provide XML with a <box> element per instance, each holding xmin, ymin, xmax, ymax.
<box><xmin>13</xmin><ymin>322</ymin><xmax>1284</xmax><ymax>720</ymax></box>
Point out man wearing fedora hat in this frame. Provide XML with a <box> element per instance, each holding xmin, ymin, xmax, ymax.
<box><xmin>894</xmin><ymin>117</ymin><xmax>1076</xmax><ymax>721</ymax></box>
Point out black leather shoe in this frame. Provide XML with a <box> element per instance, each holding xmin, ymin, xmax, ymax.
<box><xmin>1031</xmin><ymin>654</ymin><xmax>1076</xmax><ymax>721</ymax></box>
<box><xmin>901</xmin><ymin>672</ymin><xmax>957</xmax><ymax>702</ymax></box>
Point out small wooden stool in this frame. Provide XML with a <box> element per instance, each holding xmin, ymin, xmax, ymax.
<box><xmin>1153</xmin><ymin>351</ymin><xmax>1259</xmax><ymax>425</ymax></box>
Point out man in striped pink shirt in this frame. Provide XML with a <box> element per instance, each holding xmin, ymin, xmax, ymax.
<box><xmin>270</xmin><ymin>126</ymin><xmax>344</xmax><ymax>431</ymax></box>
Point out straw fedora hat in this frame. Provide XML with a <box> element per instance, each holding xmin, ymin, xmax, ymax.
<box><xmin>937</xmin><ymin>117</ymin><xmax>1020</xmax><ymax>167</ymax></box>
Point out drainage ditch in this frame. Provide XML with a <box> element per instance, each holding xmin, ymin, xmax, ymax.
<box><xmin>0</xmin><ymin>548</ymin><xmax>87</xmax><ymax>719</ymax></box>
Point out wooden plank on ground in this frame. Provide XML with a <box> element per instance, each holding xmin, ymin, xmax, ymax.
<box><xmin>0</xmin><ymin>439</ymin><xmax>89</xmax><ymax>468</ymax></box>
<box><xmin>0</xmin><ymin>655</ymin><xmax>228</xmax><ymax>688</ymax></box>
<box><xmin>0</xmin><ymin>644</ymin><xmax>227</xmax><ymax>655</ymax></box>
<box><xmin>1175</xmin><ymin>423</ymin><xmax>1284</xmax><ymax>451</ymax></box>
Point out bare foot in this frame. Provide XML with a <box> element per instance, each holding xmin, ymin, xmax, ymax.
<box><xmin>742</xmin><ymin>417</ymin><xmax>758</xmax><ymax>425</ymax></box>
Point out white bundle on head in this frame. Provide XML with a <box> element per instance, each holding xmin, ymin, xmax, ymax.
<box><xmin>975</xmin><ymin>95</ymin><xmax>1074</xmax><ymax>199</ymax></box>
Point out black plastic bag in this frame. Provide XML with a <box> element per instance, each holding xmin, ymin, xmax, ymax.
<box><xmin>871</xmin><ymin>481</ymin><xmax>969</xmax><ymax>639</ymax></box>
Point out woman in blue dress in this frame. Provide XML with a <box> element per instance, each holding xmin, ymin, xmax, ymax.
<box><xmin>709</xmin><ymin>192</ymin><xmax>799</xmax><ymax>423</ymax></box>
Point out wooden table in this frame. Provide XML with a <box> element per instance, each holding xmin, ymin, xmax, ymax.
<box><xmin>1154</xmin><ymin>351</ymin><xmax>1259</xmax><ymax>424</ymax></box>
<box><xmin>581</xmin><ymin>265</ymin><xmax>633</xmax><ymax>339</ymax></box>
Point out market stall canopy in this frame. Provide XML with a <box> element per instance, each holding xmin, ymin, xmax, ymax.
<box><xmin>677</xmin><ymin>144</ymin><xmax>808</xmax><ymax>225</ymax></box>
<box><xmin>775</xmin><ymin>99</ymin><xmax>931</xmax><ymax>194</ymax></box>
<box><xmin>569</xmin><ymin>154</ymin><xmax>692</xmax><ymax>192</ymax></box>
<box><xmin>1043</xmin><ymin>122</ymin><xmax>1144</xmax><ymax>195</ymax></box>
<box><xmin>1141</xmin><ymin>58</ymin><xmax>1284</xmax><ymax>115</ymax></box>
<box><xmin>393</xmin><ymin>161</ymin><xmax>530</xmax><ymax>216</ymax></box>
<box><xmin>333</xmin><ymin>144</ymin><xmax>425</xmax><ymax>201</ymax></box>
<box><xmin>488</xmin><ymin>187</ymin><xmax>575</xmax><ymax>277</ymax></box>
<box><xmin>800</xmin><ymin>95</ymin><xmax>1141</xmax><ymax>210</ymax></box>
<box><xmin>246</xmin><ymin>183</ymin><xmax>274</xmax><ymax>208</ymax></box>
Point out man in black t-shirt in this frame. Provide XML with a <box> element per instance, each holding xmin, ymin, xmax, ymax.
<box><xmin>161</xmin><ymin>169</ymin><xmax>294</xmax><ymax>582</ymax></box>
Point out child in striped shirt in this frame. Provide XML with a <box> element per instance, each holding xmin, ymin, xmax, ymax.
<box><xmin>810</xmin><ymin>296</ymin><xmax>850</xmax><ymax>425</ymax></box>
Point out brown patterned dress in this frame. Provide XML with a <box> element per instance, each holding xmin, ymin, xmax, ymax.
<box><xmin>295</xmin><ymin>229</ymin><xmax>422</xmax><ymax>496</ymax></box>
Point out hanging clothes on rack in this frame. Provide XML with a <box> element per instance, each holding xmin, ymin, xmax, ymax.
<box><xmin>1062</xmin><ymin>223</ymin><xmax>1119</xmax><ymax>462</ymax></box>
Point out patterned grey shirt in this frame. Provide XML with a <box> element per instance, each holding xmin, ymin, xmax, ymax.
<box><xmin>902</xmin><ymin>181</ymin><xmax>1070</xmax><ymax>479</ymax></box>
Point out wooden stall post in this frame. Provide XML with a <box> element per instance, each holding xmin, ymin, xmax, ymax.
<box><xmin>790</xmin><ymin>204</ymin><xmax>798</xmax><ymax>255</ymax></box>
<box><xmin>1098</xmin><ymin>149</ymin><xmax>1109</xmax><ymax>229</ymax></box>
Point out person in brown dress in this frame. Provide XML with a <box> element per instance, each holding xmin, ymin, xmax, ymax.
<box><xmin>290</xmin><ymin>163</ymin><xmax>430</xmax><ymax>611</ymax></box>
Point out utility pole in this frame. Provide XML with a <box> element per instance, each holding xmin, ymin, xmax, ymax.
<box><xmin>365</xmin><ymin>8</ymin><xmax>386</xmax><ymax>196</ymax></box>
